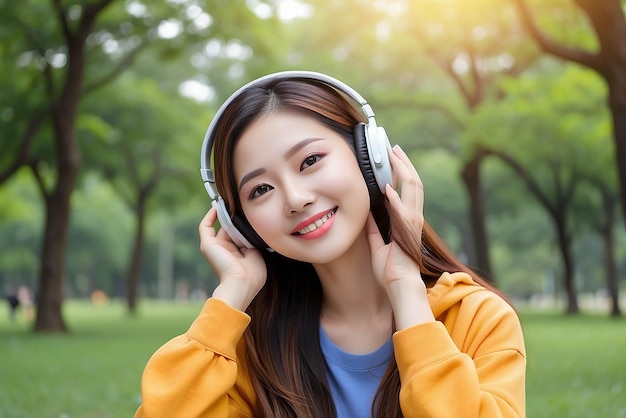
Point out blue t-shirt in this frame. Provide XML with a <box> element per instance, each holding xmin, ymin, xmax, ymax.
<box><xmin>320</xmin><ymin>327</ymin><xmax>393</xmax><ymax>418</ymax></box>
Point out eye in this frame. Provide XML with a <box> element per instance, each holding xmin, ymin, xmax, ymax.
<box><xmin>301</xmin><ymin>153</ymin><xmax>324</xmax><ymax>170</ymax></box>
<box><xmin>249</xmin><ymin>184</ymin><xmax>273</xmax><ymax>200</ymax></box>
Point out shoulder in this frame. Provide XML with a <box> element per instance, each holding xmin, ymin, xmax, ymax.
<box><xmin>430</xmin><ymin>272</ymin><xmax>525</xmax><ymax>357</ymax></box>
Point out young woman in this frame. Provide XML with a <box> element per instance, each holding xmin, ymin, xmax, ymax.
<box><xmin>135</xmin><ymin>72</ymin><xmax>526</xmax><ymax>418</ymax></box>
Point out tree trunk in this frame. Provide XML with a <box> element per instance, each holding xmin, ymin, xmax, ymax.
<box><xmin>126</xmin><ymin>194</ymin><xmax>147</xmax><ymax>314</ymax></box>
<box><xmin>34</xmin><ymin>112</ymin><xmax>81</xmax><ymax>332</ymax></box>
<box><xmin>599</xmin><ymin>193</ymin><xmax>621</xmax><ymax>317</ymax></box>
<box><xmin>31</xmin><ymin>0</ymin><xmax>116</xmax><ymax>331</ymax></box>
<box><xmin>35</xmin><ymin>194</ymin><xmax>73</xmax><ymax>331</ymax></box>
<box><xmin>601</xmin><ymin>225</ymin><xmax>621</xmax><ymax>317</ymax></box>
<box><xmin>608</xmin><ymin>76</ymin><xmax>626</xmax><ymax>249</ymax></box>
<box><xmin>487</xmin><ymin>148</ymin><xmax>580</xmax><ymax>314</ymax></box>
<box><xmin>554</xmin><ymin>215</ymin><xmax>578</xmax><ymax>314</ymax></box>
<box><xmin>461</xmin><ymin>148</ymin><xmax>493</xmax><ymax>281</ymax></box>
<box><xmin>33</xmin><ymin>28</ymin><xmax>86</xmax><ymax>332</ymax></box>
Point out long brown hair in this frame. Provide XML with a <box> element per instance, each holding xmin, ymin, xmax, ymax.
<box><xmin>212</xmin><ymin>77</ymin><xmax>502</xmax><ymax>417</ymax></box>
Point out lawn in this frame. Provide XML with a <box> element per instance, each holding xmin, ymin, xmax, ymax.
<box><xmin>522</xmin><ymin>311</ymin><xmax>626</xmax><ymax>418</ymax></box>
<box><xmin>0</xmin><ymin>300</ymin><xmax>203</xmax><ymax>418</ymax></box>
<box><xmin>1</xmin><ymin>300</ymin><xmax>625</xmax><ymax>418</ymax></box>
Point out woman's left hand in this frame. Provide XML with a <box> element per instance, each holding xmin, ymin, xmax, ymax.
<box><xmin>366</xmin><ymin>145</ymin><xmax>435</xmax><ymax>329</ymax></box>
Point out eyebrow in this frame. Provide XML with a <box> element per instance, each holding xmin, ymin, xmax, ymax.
<box><xmin>238</xmin><ymin>168</ymin><xmax>266</xmax><ymax>192</ymax></box>
<box><xmin>238</xmin><ymin>137</ymin><xmax>325</xmax><ymax>191</ymax></box>
<box><xmin>283</xmin><ymin>137</ymin><xmax>325</xmax><ymax>160</ymax></box>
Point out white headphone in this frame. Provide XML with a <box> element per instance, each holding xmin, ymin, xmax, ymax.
<box><xmin>200</xmin><ymin>70</ymin><xmax>392</xmax><ymax>249</ymax></box>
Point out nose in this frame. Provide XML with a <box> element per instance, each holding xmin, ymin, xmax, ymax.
<box><xmin>282</xmin><ymin>177</ymin><xmax>315</xmax><ymax>214</ymax></box>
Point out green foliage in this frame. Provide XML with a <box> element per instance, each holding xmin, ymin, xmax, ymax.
<box><xmin>414</xmin><ymin>148</ymin><xmax>467</xmax><ymax>252</ymax></box>
<box><xmin>67</xmin><ymin>175</ymin><xmax>132</xmax><ymax>297</ymax></box>
<box><xmin>0</xmin><ymin>0</ymin><xmax>286</xmax><ymax>307</ymax></box>
<box><xmin>526</xmin><ymin>0</ymin><xmax>600</xmax><ymax>51</ymax></box>
<box><xmin>0</xmin><ymin>170</ymin><xmax>42</xmax><ymax>286</ymax></box>
<box><xmin>0</xmin><ymin>0</ymin><xmax>624</xmax><ymax>310</ymax></box>
<box><xmin>467</xmin><ymin>62</ymin><xmax>612</xmax><ymax>221</ymax></box>
<box><xmin>463</xmin><ymin>63</ymin><xmax>616</xmax><ymax>293</ymax></box>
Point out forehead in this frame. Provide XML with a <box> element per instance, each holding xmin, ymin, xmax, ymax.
<box><xmin>233</xmin><ymin>112</ymin><xmax>336</xmax><ymax>167</ymax></box>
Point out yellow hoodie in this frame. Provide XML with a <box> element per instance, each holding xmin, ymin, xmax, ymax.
<box><xmin>135</xmin><ymin>272</ymin><xmax>526</xmax><ymax>417</ymax></box>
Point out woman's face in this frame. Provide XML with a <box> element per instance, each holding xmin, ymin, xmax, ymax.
<box><xmin>233</xmin><ymin>111</ymin><xmax>371</xmax><ymax>264</ymax></box>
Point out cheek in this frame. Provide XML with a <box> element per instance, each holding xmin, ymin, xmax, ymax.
<box><xmin>242</xmin><ymin>205</ymin><xmax>275</xmax><ymax>239</ymax></box>
<box><xmin>237</xmin><ymin>203</ymin><xmax>283</xmax><ymax>253</ymax></box>
<box><xmin>334</xmin><ymin>157</ymin><xmax>370</xmax><ymax>201</ymax></box>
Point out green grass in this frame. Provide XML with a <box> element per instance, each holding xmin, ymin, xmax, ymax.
<box><xmin>0</xmin><ymin>300</ymin><xmax>204</xmax><ymax>418</ymax></box>
<box><xmin>1</xmin><ymin>302</ymin><xmax>625</xmax><ymax>418</ymax></box>
<box><xmin>522</xmin><ymin>311</ymin><xmax>626</xmax><ymax>418</ymax></box>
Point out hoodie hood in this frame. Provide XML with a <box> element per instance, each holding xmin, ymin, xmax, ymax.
<box><xmin>427</xmin><ymin>272</ymin><xmax>485</xmax><ymax>319</ymax></box>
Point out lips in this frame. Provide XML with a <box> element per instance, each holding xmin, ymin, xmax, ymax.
<box><xmin>293</xmin><ymin>208</ymin><xmax>337</xmax><ymax>235</ymax></box>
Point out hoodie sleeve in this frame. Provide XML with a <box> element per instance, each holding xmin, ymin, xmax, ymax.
<box><xmin>134</xmin><ymin>298</ymin><xmax>255</xmax><ymax>418</ymax></box>
<box><xmin>393</xmin><ymin>291</ymin><xmax>526</xmax><ymax>418</ymax></box>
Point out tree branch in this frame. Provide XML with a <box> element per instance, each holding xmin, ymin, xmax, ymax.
<box><xmin>511</xmin><ymin>0</ymin><xmax>604</xmax><ymax>73</ymax></box>
<box><xmin>410</xmin><ymin>25</ymin><xmax>475</xmax><ymax>110</ymax></box>
<box><xmin>574</xmin><ymin>0</ymin><xmax>626</xmax><ymax>69</ymax></box>
<box><xmin>466</xmin><ymin>44</ymin><xmax>483</xmax><ymax>108</ymax></box>
<box><xmin>28</xmin><ymin>159</ymin><xmax>50</xmax><ymax>200</ymax></box>
<box><xmin>486</xmin><ymin>147</ymin><xmax>557</xmax><ymax>217</ymax></box>
<box><xmin>78</xmin><ymin>0</ymin><xmax>114</xmax><ymax>39</ymax></box>
<box><xmin>0</xmin><ymin>115</ymin><xmax>45</xmax><ymax>184</ymax></box>
<box><xmin>50</xmin><ymin>0</ymin><xmax>71</xmax><ymax>40</ymax></box>
<box><xmin>430</xmin><ymin>51</ymin><xmax>475</xmax><ymax>109</ymax></box>
<box><xmin>84</xmin><ymin>44</ymin><xmax>146</xmax><ymax>93</ymax></box>
<box><xmin>377</xmin><ymin>98</ymin><xmax>466</xmax><ymax>130</ymax></box>
<box><xmin>19</xmin><ymin>21</ymin><xmax>56</xmax><ymax>99</ymax></box>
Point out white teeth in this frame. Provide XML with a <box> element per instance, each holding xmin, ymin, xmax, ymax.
<box><xmin>297</xmin><ymin>210</ymin><xmax>335</xmax><ymax>235</ymax></box>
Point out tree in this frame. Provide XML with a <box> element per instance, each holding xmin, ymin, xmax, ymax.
<box><xmin>80</xmin><ymin>66</ymin><xmax>204</xmax><ymax>313</ymax></box>
<box><xmin>0</xmin><ymin>0</ymin><xmax>279</xmax><ymax>332</ymax></box>
<box><xmin>585</xmin><ymin>179</ymin><xmax>622</xmax><ymax>317</ymax></box>
<box><xmin>468</xmin><ymin>65</ymin><xmax>613</xmax><ymax>314</ymax></box>
<box><xmin>66</xmin><ymin>176</ymin><xmax>130</xmax><ymax>298</ymax></box>
<box><xmin>2</xmin><ymin>0</ymin><xmax>120</xmax><ymax>332</ymax></box>
<box><xmin>400</xmin><ymin>0</ymin><xmax>540</xmax><ymax>281</ymax></box>
<box><xmin>284</xmin><ymin>0</ymin><xmax>543</xmax><ymax>281</ymax></box>
<box><xmin>513</xmin><ymin>0</ymin><xmax>626</xmax><ymax>256</ymax></box>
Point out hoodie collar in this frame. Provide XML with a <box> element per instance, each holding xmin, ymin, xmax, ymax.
<box><xmin>427</xmin><ymin>272</ymin><xmax>484</xmax><ymax>318</ymax></box>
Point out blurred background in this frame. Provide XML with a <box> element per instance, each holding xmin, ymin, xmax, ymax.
<box><xmin>1</xmin><ymin>0</ymin><xmax>625</xmax><ymax>329</ymax></box>
<box><xmin>2</xmin><ymin>1</ymin><xmax>626</xmax><ymax>417</ymax></box>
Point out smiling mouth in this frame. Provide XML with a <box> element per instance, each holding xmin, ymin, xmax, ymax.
<box><xmin>294</xmin><ymin>208</ymin><xmax>337</xmax><ymax>235</ymax></box>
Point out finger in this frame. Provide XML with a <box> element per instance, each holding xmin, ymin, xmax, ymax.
<box><xmin>389</xmin><ymin>147</ymin><xmax>423</xmax><ymax>212</ymax></box>
<box><xmin>392</xmin><ymin>147</ymin><xmax>422</xmax><ymax>188</ymax></box>
<box><xmin>392</xmin><ymin>145</ymin><xmax>421</xmax><ymax>180</ymax></box>
<box><xmin>199</xmin><ymin>206</ymin><xmax>242</xmax><ymax>263</ymax></box>
<box><xmin>199</xmin><ymin>206</ymin><xmax>218</xmax><ymax>238</ymax></box>
<box><xmin>385</xmin><ymin>183</ymin><xmax>402</xmax><ymax>208</ymax></box>
<box><xmin>199</xmin><ymin>205</ymin><xmax>235</xmax><ymax>246</ymax></box>
<box><xmin>388</xmin><ymin>148</ymin><xmax>425</xmax><ymax>232</ymax></box>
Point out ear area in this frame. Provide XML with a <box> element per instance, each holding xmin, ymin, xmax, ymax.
<box><xmin>213</xmin><ymin>199</ymin><xmax>255</xmax><ymax>249</ymax></box>
<box><xmin>230</xmin><ymin>209</ymin><xmax>273</xmax><ymax>251</ymax></box>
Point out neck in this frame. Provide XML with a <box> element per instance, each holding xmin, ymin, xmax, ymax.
<box><xmin>314</xmin><ymin>231</ymin><xmax>393</xmax><ymax>354</ymax></box>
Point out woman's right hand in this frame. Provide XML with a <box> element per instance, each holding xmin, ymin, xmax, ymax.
<box><xmin>199</xmin><ymin>205</ymin><xmax>267</xmax><ymax>311</ymax></box>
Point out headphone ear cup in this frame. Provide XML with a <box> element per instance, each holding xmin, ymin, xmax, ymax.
<box><xmin>353</xmin><ymin>123</ymin><xmax>385</xmax><ymax>205</ymax></box>
<box><xmin>213</xmin><ymin>199</ymin><xmax>256</xmax><ymax>249</ymax></box>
